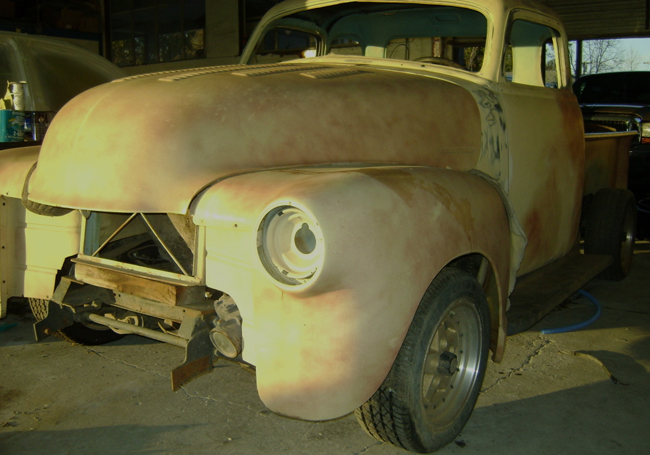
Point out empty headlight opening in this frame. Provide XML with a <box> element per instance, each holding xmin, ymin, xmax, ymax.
<box><xmin>257</xmin><ymin>205</ymin><xmax>324</xmax><ymax>286</ymax></box>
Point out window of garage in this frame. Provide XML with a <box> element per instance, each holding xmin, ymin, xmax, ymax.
<box><xmin>108</xmin><ymin>0</ymin><xmax>205</xmax><ymax>67</ymax></box>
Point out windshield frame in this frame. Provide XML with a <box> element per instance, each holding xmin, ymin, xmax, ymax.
<box><xmin>241</xmin><ymin>0</ymin><xmax>494</xmax><ymax>77</ymax></box>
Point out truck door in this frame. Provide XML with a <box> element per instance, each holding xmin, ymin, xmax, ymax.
<box><xmin>498</xmin><ymin>15</ymin><xmax>584</xmax><ymax>275</ymax></box>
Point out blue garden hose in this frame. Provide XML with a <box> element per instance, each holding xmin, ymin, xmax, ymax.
<box><xmin>0</xmin><ymin>322</ymin><xmax>17</xmax><ymax>333</ymax></box>
<box><xmin>638</xmin><ymin>198</ymin><xmax>650</xmax><ymax>214</ymax></box>
<box><xmin>541</xmin><ymin>290</ymin><xmax>602</xmax><ymax>334</ymax></box>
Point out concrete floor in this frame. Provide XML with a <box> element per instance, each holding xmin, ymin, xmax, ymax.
<box><xmin>1</xmin><ymin>242</ymin><xmax>649</xmax><ymax>455</ymax></box>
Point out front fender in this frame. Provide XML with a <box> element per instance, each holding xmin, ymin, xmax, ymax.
<box><xmin>191</xmin><ymin>165</ymin><xmax>510</xmax><ymax>420</ymax></box>
<box><xmin>0</xmin><ymin>146</ymin><xmax>40</xmax><ymax>197</ymax></box>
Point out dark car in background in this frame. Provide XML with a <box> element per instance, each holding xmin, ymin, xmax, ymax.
<box><xmin>574</xmin><ymin>71</ymin><xmax>650</xmax><ymax>237</ymax></box>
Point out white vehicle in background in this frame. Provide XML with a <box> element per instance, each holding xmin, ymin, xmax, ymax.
<box><xmin>0</xmin><ymin>31</ymin><xmax>124</xmax><ymax>143</ymax></box>
<box><xmin>0</xmin><ymin>31</ymin><xmax>124</xmax><ymax>318</ymax></box>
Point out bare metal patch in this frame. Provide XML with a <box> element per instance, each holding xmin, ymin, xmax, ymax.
<box><xmin>114</xmin><ymin>65</ymin><xmax>244</xmax><ymax>83</ymax></box>
<box><xmin>300</xmin><ymin>68</ymin><xmax>369</xmax><ymax>79</ymax></box>
<box><xmin>231</xmin><ymin>65</ymin><xmax>330</xmax><ymax>77</ymax></box>
<box><xmin>159</xmin><ymin>65</ymin><xmax>248</xmax><ymax>82</ymax></box>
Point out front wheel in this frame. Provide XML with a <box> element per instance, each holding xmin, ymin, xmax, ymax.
<box><xmin>355</xmin><ymin>268</ymin><xmax>490</xmax><ymax>453</ymax></box>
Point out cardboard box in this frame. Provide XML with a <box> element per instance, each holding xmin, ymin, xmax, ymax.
<box><xmin>0</xmin><ymin>110</ymin><xmax>25</xmax><ymax>142</ymax></box>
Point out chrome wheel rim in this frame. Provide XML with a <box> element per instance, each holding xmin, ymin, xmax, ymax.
<box><xmin>421</xmin><ymin>297</ymin><xmax>482</xmax><ymax>427</ymax></box>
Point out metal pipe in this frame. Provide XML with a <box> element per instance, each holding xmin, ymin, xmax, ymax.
<box><xmin>84</xmin><ymin>313</ymin><xmax>187</xmax><ymax>347</ymax></box>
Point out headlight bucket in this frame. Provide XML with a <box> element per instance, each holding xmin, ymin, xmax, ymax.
<box><xmin>257</xmin><ymin>206</ymin><xmax>324</xmax><ymax>286</ymax></box>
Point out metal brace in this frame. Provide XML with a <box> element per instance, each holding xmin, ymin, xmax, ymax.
<box><xmin>171</xmin><ymin>314</ymin><xmax>215</xmax><ymax>391</ymax></box>
<box><xmin>38</xmin><ymin>276</ymin><xmax>217</xmax><ymax>391</ymax></box>
<box><xmin>33</xmin><ymin>276</ymin><xmax>113</xmax><ymax>341</ymax></box>
<box><xmin>33</xmin><ymin>300</ymin><xmax>74</xmax><ymax>341</ymax></box>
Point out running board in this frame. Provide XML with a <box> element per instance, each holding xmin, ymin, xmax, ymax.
<box><xmin>507</xmin><ymin>252</ymin><xmax>612</xmax><ymax>335</ymax></box>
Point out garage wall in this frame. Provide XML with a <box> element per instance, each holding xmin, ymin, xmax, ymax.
<box><xmin>540</xmin><ymin>0</ymin><xmax>650</xmax><ymax>39</ymax></box>
<box><xmin>120</xmin><ymin>0</ymin><xmax>240</xmax><ymax>76</ymax></box>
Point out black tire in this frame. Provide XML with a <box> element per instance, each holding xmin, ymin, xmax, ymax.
<box><xmin>355</xmin><ymin>268</ymin><xmax>491</xmax><ymax>453</ymax></box>
<box><xmin>29</xmin><ymin>298</ymin><xmax>124</xmax><ymax>345</ymax></box>
<box><xmin>584</xmin><ymin>189</ymin><xmax>636</xmax><ymax>281</ymax></box>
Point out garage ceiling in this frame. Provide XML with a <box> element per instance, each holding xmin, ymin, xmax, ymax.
<box><xmin>539</xmin><ymin>0</ymin><xmax>650</xmax><ymax>39</ymax></box>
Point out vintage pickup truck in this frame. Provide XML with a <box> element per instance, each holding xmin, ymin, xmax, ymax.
<box><xmin>0</xmin><ymin>0</ymin><xmax>638</xmax><ymax>452</ymax></box>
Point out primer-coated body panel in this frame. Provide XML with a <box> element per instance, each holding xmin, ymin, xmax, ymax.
<box><xmin>500</xmin><ymin>83</ymin><xmax>585</xmax><ymax>274</ymax></box>
<box><xmin>30</xmin><ymin>65</ymin><xmax>481</xmax><ymax>214</ymax></box>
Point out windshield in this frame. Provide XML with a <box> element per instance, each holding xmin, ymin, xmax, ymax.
<box><xmin>249</xmin><ymin>2</ymin><xmax>488</xmax><ymax>72</ymax></box>
<box><xmin>574</xmin><ymin>72</ymin><xmax>650</xmax><ymax>105</ymax></box>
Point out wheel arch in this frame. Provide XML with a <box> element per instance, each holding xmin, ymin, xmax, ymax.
<box><xmin>446</xmin><ymin>252</ymin><xmax>504</xmax><ymax>362</ymax></box>
<box><xmin>355</xmin><ymin>265</ymin><xmax>492</xmax><ymax>452</ymax></box>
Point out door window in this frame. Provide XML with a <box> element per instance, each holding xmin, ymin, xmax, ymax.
<box><xmin>505</xmin><ymin>20</ymin><xmax>561</xmax><ymax>88</ymax></box>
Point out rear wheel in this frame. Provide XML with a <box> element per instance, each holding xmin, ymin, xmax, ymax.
<box><xmin>584</xmin><ymin>189</ymin><xmax>637</xmax><ymax>281</ymax></box>
<box><xmin>355</xmin><ymin>268</ymin><xmax>490</xmax><ymax>453</ymax></box>
<box><xmin>29</xmin><ymin>298</ymin><xmax>124</xmax><ymax>345</ymax></box>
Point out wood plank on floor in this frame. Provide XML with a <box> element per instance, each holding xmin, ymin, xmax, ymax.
<box><xmin>507</xmin><ymin>251</ymin><xmax>612</xmax><ymax>335</ymax></box>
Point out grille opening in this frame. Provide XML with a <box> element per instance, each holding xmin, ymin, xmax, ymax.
<box><xmin>583</xmin><ymin>115</ymin><xmax>640</xmax><ymax>136</ymax></box>
<box><xmin>84</xmin><ymin>212</ymin><xmax>196</xmax><ymax>275</ymax></box>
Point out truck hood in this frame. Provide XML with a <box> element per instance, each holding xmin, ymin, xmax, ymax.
<box><xmin>29</xmin><ymin>60</ymin><xmax>482</xmax><ymax>214</ymax></box>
